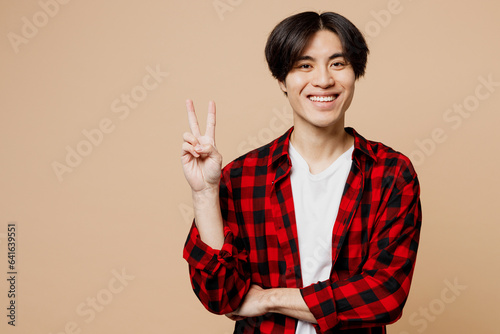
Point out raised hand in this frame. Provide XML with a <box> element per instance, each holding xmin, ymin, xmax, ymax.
<box><xmin>181</xmin><ymin>100</ymin><xmax>223</xmax><ymax>193</ymax></box>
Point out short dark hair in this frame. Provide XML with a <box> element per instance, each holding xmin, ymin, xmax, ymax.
<box><xmin>265</xmin><ymin>11</ymin><xmax>369</xmax><ymax>82</ymax></box>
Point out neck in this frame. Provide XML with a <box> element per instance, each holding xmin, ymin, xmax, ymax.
<box><xmin>290</xmin><ymin>122</ymin><xmax>353</xmax><ymax>170</ymax></box>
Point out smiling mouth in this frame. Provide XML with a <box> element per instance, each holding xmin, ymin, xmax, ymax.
<box><xmin>308</xmin><ymin>95</ymin><xmax>338</xmax><ymax>102</ymax></box>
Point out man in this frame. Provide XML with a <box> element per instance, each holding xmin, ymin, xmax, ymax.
<box><xmin>181</xmin><ymin>11</ymin><xmax>422</xmax><ymax>334</ymax></box>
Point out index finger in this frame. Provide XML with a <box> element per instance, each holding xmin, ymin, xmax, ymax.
<box><xmin>205</xmin><ymin>100</ymin><xmax>216</xmax><ymax>141</ymax></box>
<box><xmin>185</xmin><ymin>99</ymin><xmax>201</xmax><ymax>138</ymax></box>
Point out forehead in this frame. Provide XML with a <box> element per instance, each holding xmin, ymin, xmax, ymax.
<box><xmin>300</xmin><ymin>30</ymin><xmax>344</xmax><ymax>56</ymax></box>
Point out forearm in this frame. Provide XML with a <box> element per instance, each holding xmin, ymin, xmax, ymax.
<box><xmin>230</xmin><ymin>285</ymin><xmax>317</xmax><ymax>324</ymax></box>
<box><xmin>185</xmin><ymin>189</ymin><xmax>251</xmax><ymax>315</ymax></box>
<box><xmin>268</xmin><ymin>288</ymin><xmax>317</xmax><ymax>323</ymax></box>
<box><xmin>192</xmin><ymin>185</ymin><xmax>224</xmax><ymax>250</ymax></box>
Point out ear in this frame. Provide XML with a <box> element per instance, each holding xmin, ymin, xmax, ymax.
<box><xmin>278</xmin><ymin>80</ymin><xmax>287</xmax><ymax>94</ymax></box>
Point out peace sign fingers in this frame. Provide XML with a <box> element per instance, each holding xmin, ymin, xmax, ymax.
<box><xmin>205</xmin><ymin>100</ymin><xmax>216</xmax><ymax>144</ymax></box>
<box><xmin>181</xmin><ymin>99</ymin><xmax>223</xmax><ymax>192</ymax></box>
<box><xmin>185</xmin><ymin>99</ymin><xmax>216</xmax><ymax>145</ymax></box>
<box><xmin>185</xmin><ymin>99</ymin><xmax>202</xmax><ymax>138</ymax></box>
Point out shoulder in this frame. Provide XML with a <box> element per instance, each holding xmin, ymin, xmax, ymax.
<box><xmin>373</xmin><ymin>139</ymin><xmax>415</xmax><ymax>175</ymax></box>
<box><xmin>220</xmin><ymin>127</ymin><xmax>292</xmax><ymax>180</ymax></box>
<box><xmin>349</xmin><ymin>127</ymin><xmax>419</xmax><ymax>185</ymax></box>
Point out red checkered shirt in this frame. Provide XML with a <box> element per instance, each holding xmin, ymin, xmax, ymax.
<box><xmin>183</xmin><ymin>126</ymin><xmax>422</xmax><ymax>333</ymax></box>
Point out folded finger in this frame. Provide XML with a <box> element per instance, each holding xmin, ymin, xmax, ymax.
<box><xmin>181</xmin><ymin>142</ymin><xmax>200</xmax><ymax>158</ymax></box>
<box><xmin>225</xmin><ymin>314</ymin><xmax>246</xmax><ymax>321</ymax></box>
<box><xmin>183</xmin><ymin>131</ymin><xmax>199</xmax><ymax>146</ymax></box>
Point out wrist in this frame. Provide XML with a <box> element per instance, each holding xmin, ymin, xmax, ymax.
<box><xmin>265</xmin><ymin>288</ymin><xmax>279</xmax><ymax>313</ymax></box>
<box><xmin>192</xmin><ymin>184</ymin><xmax>219</xmax><ymax>202</ymax></box>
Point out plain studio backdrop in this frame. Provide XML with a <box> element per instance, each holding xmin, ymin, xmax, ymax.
<box><xmin>1</xmin><ymin>0</ymin><xmax>499</xmax><ymax>333</ymax></box>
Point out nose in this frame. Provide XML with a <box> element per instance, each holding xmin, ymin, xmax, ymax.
<box><xmin>311</xmin><ymin>66</ymin><xmax>334</xmax><ymax>88</ymax></box>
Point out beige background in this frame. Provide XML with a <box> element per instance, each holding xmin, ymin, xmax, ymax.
<box><xmin>1</xmin><ymin>0</ymin><xmax>499</xmax><ymax>333</ymax></box>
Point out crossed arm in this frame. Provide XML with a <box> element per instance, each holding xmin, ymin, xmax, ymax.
<box><xmin>225</xmin><ymin>285</ymin><xmax>316</xmax><ymax>323</ymax></box>
<box><xmin>184</xmin><ymin>168</ymin><xmax>421</xmax><ymax>330</ymax></box>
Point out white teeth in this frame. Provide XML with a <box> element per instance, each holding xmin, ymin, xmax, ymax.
<box><xmin>309</xmin><ymin>95</ymin><xmax>336</xmax><ymax>102</ymax></box>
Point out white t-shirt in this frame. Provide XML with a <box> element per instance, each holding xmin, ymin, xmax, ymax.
<box><xmin>288</xmin><ymin>141</ymin><xmax>354</xmax><ymax>334</ymax></box>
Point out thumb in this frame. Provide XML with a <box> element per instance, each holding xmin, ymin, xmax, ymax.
<box><xmin>194</xmin><ymin>143</ymin><xmax>222</xmax><ymax>165</ymax></box>
<box><xmin>194</xmin><ymin>143</ymin><xmax>220</xmax><ymax>159</ymax></box>
<box><xmin>194</xmin><ymin>143</ymin><xmax>211</xmax><ymax>154</ymax></box>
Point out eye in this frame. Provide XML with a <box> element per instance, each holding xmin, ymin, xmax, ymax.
<box><xmin>332</xmin><ymin>62</ymin><xmax>346</xmax><ymax>68</ymax></box>
<box><xmin>299</xmin><ymin>64</ymin><xmax>312</xmax><ymax>69</ymax></box>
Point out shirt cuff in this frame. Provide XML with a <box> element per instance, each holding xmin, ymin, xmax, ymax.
<box><xmin>183</xmin><ymin>221</ymin><xmax>239</xmax><ymax>277</ymax></box>
<box><xmin>300</xmin><ymin>281</ymin><xmax>339</xmax><ymax>332</ymax></box>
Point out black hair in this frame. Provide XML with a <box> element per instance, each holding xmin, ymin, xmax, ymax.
<box><xmin>265</xmin><ymin>11</ymin><xmax>369</xmax><ymax>82</ymax></box>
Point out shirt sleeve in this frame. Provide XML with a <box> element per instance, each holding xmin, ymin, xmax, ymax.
<box><xmin>300</xmin><ymin>160</ymin><xmax>422</xmax><ymax>332</ymax></box>
<box><xmin>183</xmin><ymin>168</ymin><xmax>251</xmax><ymax>315</ymax></box>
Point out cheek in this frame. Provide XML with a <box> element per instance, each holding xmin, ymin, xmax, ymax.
<box><xmin>339</xmin><ymin>71</ymin><xmax>356</xmax><ymax>87</ymax></box>
<box><xmin>340</xmin><ymin>78</ymin><xmax>356</xmax><ymax>97</ymax></box>
<box><xmin>336</xmin><ymin>67</ymin><xmax>355</xmax><ymax>86</ymax></box>
<box><xmin>285</xmin><ymin>75</ymin><xmax>308</xmax><ymax>94</ymax></box>
<box><xmin>347</xmin><ymin>80</ymin><xmax>355</xmax><ymax>95</ymax></box>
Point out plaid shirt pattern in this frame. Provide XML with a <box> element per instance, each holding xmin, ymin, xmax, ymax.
<box><xmin>183</xmin><ymin>126</ymin><xmax>422</xmax><ymax>333</ymax></box>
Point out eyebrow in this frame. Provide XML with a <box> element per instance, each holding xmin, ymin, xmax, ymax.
<box><xmin>296</xmin><ymin>53</ymin><xmax>345</xmax><ymax>62</ymax></box>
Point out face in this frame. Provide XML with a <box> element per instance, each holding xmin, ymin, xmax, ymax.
<box><xmin>279</xmin><ymin>29</ymin><xmax>356</xmax><ymax>131</ymax></box>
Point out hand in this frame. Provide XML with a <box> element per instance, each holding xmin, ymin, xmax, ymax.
<box><xmin>181</xmin><ymin>100</ymin><xmax>223</xmax><ymax>193</ymax></box>
<box><xmin>225</xmin><ymin>285</ymin><xmax>270</xmax><ymax>320</ymax></box>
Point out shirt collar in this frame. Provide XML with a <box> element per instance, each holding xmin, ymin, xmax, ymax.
<box><xmin>268</xmin><ymin>126</ymin><xmax>377</xmax><ymax>168</ymax></box>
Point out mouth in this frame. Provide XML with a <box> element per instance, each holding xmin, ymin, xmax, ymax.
<box><xmin>307</xmin><ymin>94</ymin><xmax>339</xmax><ymax>102</ymax></box>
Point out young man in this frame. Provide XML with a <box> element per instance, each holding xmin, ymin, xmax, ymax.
<box><xmin>181</xmin><ymin>11</ymin><xmax>422</xmax><ymax>334</ymax></box>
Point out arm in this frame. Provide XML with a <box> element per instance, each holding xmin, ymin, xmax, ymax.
<box><xmin>190</xmin><ymin>175</ymin><xmax>224</xmax><ymax>249</ymax></box>
<box><xmin>226</xmin><ymin>285</ymin><xmax>317</xmax><ymax>323</ymax></box>
<box><xmin>229</xmin><ymin>161</ymin><xmax>421</xmax><ymax>331</ymax></box>
<box><xmin>181</xmin><ymin>100</ymin><xmax>251</xmax><ymax>314</ymax></box>
<box><xmin>183</xmin><ymin>168</ymin><xmax>251</xmax><ymax>314</ymax></box>
<box><xmin>181</xmin><ymin>99</ymin><xmax>224</xmax><ymax>249</ymax></box>
<box><xmin>299</xmin><ymin>161</ymin><xmax>422</xmax><ymax>331</ymax></box>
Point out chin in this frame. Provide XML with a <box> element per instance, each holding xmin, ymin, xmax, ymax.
<box><xmin>310</xmin><ymin>114</ymin><xmax>344</xmax><ymax>127</ymax></box>
<box><xmin>309</xmin><ymin>119</ymin><xmax>341</xmax><ymax>129</ymax></box>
